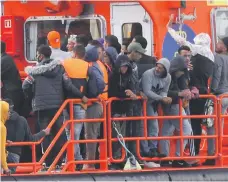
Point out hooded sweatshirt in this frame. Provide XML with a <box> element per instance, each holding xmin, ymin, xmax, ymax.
<box><xmin>141</xmin><ymin>58</ymin><xmax>171</xmax><ymax>102</ymax></box>
<box><xmin>0</xmin><ymin>101</ymin><xmax>9</xmax><ymax>170</ymax></box>
<box><xmin>105</xmin><ymin>46</ymin><xmax>118</xmax><ymax>66</ymax></box>
<box><xmin>85</xmin><ymin>46</ymin><xmax>105</xmax><ymax>98</ymax></box>
<box><xmin>109</xmin><ymin>55</ymin><xmax>134</xmax><ymax>114</ymax></box>
<box><xmin>211</xmin><ymin>54</ymin><xmax>228</xmax><ymax>95</ymax></box>
<box><xmin>168</xmin><ymin>56</ymin><xmax>189</xmax><ymax>104</ymax></box>
<box><xmin>6</xmin><ymin>111</ymin><xmax>46</xmax><ymax>156</ymax></box>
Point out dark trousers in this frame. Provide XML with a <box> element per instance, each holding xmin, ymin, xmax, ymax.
<box><xmin>36</xmin><ymin>108</ymin><xmax>67</xmax><ymax>166</ymax></box>
<box><xmin>190</xmin><ymin>98</ymin><xmax>206</xmax><ymax>155</ymax></box>
<box><xmin>126</xmin><ymin>101</ymin><xmax>141</xmax><ymax>156</ymax></box>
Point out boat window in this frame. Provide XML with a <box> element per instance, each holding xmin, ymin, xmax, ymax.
<box><xmin>122</xmin><ymin>23</ymin><xmax>142</xmax><ymax>46</ymax></box>
<box><xmin>211</xmin><ymin>8</ymin><xmax>228</xmax><ymax>52</ymax></box>
<box><xmin>25</xmin><ymin>18</ymin><xmax>102</xmax><ymax>62</ymax></box>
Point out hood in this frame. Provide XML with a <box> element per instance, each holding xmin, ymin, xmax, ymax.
<box><xmin>115</xmin><ymin>55</ymin><xmax>132</xmax><ymax>76</ymax></box>
<box><xmin>169</xmin><ymin>55</ymin><xmax>187</xmax><ymax>74</ymax></box>
<box><xmin>193</xmin><ymin>33</ymin><xmax>215</xmax><ymax>62</ymax></box>
<box><xmin>8</xmin><ymin>111</ymin><xmax>19</xmax><ymax>121</ymax></box>
<box><xmin>24</xmin><ymin>59</ymin><xmax>61</xmax><ymax>76</ymax></box>
<box><xmin>194</xmin><ymin>33</ymin><xmax>211</xmax><ymax>46</ymax></box>
<box><xmin>97</xmin><ymin>38</ymin><xmax>104</xmax><ymax>47</ymax></box>
<box><xmin>85</xmin><ymin>45</ymin><xmax>98</xmax><ymax>62</ymax></box>
<box><xmin>105</xmin><ymin>46</ymin><xmax>118</xmax><ymax>65</ymax></box>
<box><xmin>156</xmin><ymin>58</ymin><xmax>170</xmax><ymax>77</ymax></box>
<box><xmin>1</xmin><ymin>101</ymin><xmax>9</xmax><ymax>125</ymax></box>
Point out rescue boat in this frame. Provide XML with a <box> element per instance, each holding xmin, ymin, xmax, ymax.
<box><xmin>1</xmin><ymin>0</ymin><xmax>228</xmax><ymax>181</ymax></box>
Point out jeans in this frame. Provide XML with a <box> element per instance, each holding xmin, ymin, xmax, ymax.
<box><xmin>207</xmin><ymin>92</ymin><xmax>228</xmax><ymax>155</ymax></box>
<box><xmin>65</xmin><ymin>105</ymin><xmax>85</xmax><ymax>160</ymax></box>
<box><xmin>140</xmin><ymin>103</ymin><xmax>159</xmax><ymax>154</ymax></box>
<box><xmin>160</xmin><ymin>104</ymin><xmax>193</xmax><ymax>156</ymax></box>
<box><xmin>7</xmin><ymin>152</ymin><xmax>20</xmax><ymax>173</ymax></box>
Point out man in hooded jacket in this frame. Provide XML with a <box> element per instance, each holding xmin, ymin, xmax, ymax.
<box><xmin>108</xmin><ymin>55</ymin><xmax>137</xmax><ymax>169</ymax></box>
<box><xmin>141</xmin><ymin>58</ymin><xmax>172</xmax><ymax>160</ymax></box>
<box><xmin>159</xmin><ymin>56</ymin><xmax>195</xmax><ymax>167</ymax></box>
<box><xmin>167</xmin><ymin>15</ymin><xmax>214</xmax><ymax>155</ymax></box>
<box><xmin>82</xmin><ymin>45</ymin><xmax>106</xmax><ymax>170</ymax></box>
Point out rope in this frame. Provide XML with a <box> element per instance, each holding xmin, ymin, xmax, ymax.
<box><xmin>112</xmin><ymin>122</ymin><xmax>134</xmax><ymax>158</ymax></box>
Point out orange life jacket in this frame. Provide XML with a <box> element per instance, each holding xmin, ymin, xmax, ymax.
<box><xmin>62</xmin><ymin>58</ymin><xmax>89</xmax><ymax>96</ymax></box>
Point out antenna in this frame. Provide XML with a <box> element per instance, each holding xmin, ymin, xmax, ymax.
<box><xmin>176</xmin><ymin>7</ymin><xmax>197</xmax><ymax>31</ymax></box>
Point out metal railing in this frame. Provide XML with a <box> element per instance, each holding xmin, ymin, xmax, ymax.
<box><xmin>2</xmin><ymin>94</ymin><xmax>228</xmax><ymax>176</ymax></box>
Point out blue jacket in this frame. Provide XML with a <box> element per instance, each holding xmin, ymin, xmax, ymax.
<box><xmin>85</xmin><ymin>46</ymin><xmax>105</xmax><ymax>98</ymax></box>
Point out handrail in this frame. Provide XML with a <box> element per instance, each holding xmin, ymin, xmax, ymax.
<box><xmin>107</xmin><ymin>95</ymin><xmax>219</xmax><ymax>163</ymax></box>
<box><xmin>2</xmin><ymin>94</ymin><xmax>228</xmax><ymax>176</ymax></box>
<box><xmin>5</xmin><ymin>99</ymin><xmax>106</xmax><ymax>174</ymax></box>
<box><xmin>218</xmin><ymin>94</ymin><xmax>228</xmax><ymax>166</ymax></box>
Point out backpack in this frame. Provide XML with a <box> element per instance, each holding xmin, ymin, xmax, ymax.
<box><xmin>202</xmin><ymin>99</ymin><xmax>214</xmax><ymax>127</ymax></box>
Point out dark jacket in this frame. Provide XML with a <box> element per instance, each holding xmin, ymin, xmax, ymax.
<box><xmin>137</xmin><ymin>54</ymin><xmax>157</xmax><ymax>79</ymax></box>
<box><xmin>6</xmin><ymin>111</ymin><xmax>46</xmax><ymax>156</ymax></box>
<box><xmin>85</xmin><ymin>46</ymin><xmax>105</xmax><ymax>98</ymax></box>
<box><xmin>1</xmin><ymin>53</ymin><xmax>24</xmax><ymax>115</ymax></box>
<box><xmin>105</xmin><ymin>46</ymin><xmax>118</xmax><ymax>66</ymax></box>
<box><xmin>211</xmin><ymin>54</ymin><xmax>228</xmax><ymax>95</ymax></box>
<box><xmin>116</xmin><ymin>56</ymin><xmax>139</xmax><ymax>94</ymax></box>
<box><xmin>168</xmin><ymin>56</ymin><xmax>189</xmax><ymax>104</ymax></box>
<box><xmin>189</xmin><ymin>54</ymin><xmax>214</xmax><ymax>94</ymax></box>
<box><xmin>1</xmin><ymin>53</ymin><xmax>22</xmax><ymax>93</ymax></box>
<box><xmin>22</xmin><ymin>59</ymin><xmax>82</xmax><ymax>112</ymax></box>
<box><xmin>109</xmin><ymin>56</ymin><xmax>134</xmax><ymax>114</ymax></box>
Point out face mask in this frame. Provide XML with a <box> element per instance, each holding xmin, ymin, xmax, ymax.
<box><xmin>36</xmin><ymin>54</ymin><xmax>42</xmax><ymax>62</ymax></box>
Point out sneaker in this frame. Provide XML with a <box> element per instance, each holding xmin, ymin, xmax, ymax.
<box><xmin>82</xmin><ymin>164</ymin><xmax>95</xmax><ymax>170</ymax></box>
<box><xmin>143</xmin><ymin>161</ymin><xmax>160</xmax><ymax>168</ymax></box>
<box><xmin>191</xmin><ymin>162</ymin><xmax>200</xmax><ymax>167</ymax></box>
<box><xmin>202</xmin><ymin>159</ymin><xmax>215</xmax><ymax>166</ymax></box>
<box><xmin>143</xmin><ymin>148</ymin><xmax>166</xmax><ymax>158</ymax></box>
<box><xmin>172</xmin><ymin>160</ymin><xmax>191</xmax><ymax>167</ymax></box>
<box><xmin>53</xmin><ymin>165</ymin><xmax>62</xmax><ymax>173</ymax></box>
<box><xmin>160</xmin><ymin>160</ymin><xmax>172</xmax><ymax>167</ymax></box>
<box><xmin>108</xmin><ymin>163</ymin><xmax>122</xmax><ymax>170</ymax></box>
<box><xmin>186</xmin><ymin>159</ymin><xmax>200</xmax><ymax>167</ymax></box>
<box><xmin>75</xmin><ymin>164</ymin><xmax>83</xmax><ymax>171</ymax></box>
<box><xmin>150</xmin><ymin>148</ymin><xmax>166</xmax><ymax>158</ymax></box>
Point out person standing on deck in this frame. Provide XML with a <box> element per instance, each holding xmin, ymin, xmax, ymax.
<box><xmin>167</xmin><ymin>14</ymin><xmax>214</xmax><ymax>156</ymax></box>
<box><xmin>205</xmin><ymin>37</ymin><xmax>228</xmax><ymax>165</ymax></box>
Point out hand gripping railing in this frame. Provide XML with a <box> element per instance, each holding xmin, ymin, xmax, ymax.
<box><xmin>107</xmin><ymin>95</ymin><xmax>219</xmax><ymax>169</ymax></box>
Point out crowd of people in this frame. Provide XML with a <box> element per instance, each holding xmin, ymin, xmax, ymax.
<box><xmin>1</xmin><ymin>15</ymin><xmax>228</xmax><ymax>175</ymax></box>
